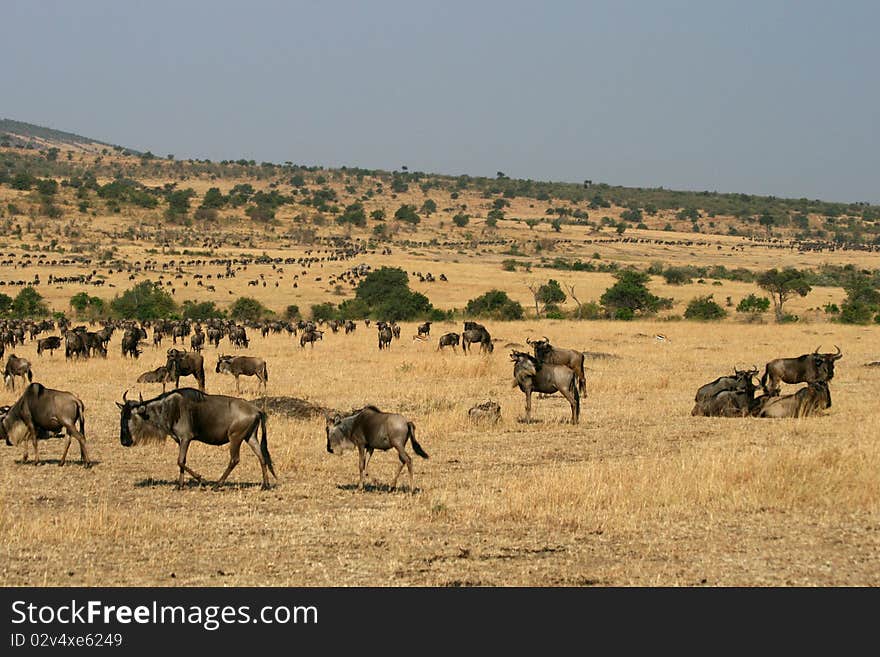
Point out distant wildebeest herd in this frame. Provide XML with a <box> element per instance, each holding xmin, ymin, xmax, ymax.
<box><xmin>0</xmin><ymin>315</ymin><xmax>845</xmax><ymax>493</ymax></box>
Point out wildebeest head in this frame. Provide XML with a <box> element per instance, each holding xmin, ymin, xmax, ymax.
<box><xmin>216</xmin><ymin>355</ymin><xmax>233</xmax><ymax>374</ymax></box>
<box><xmin>527</xmin><ymin>336</ymin><xmax>553</xmax><ymax>361</ymax></box>
<box><xmin>814</xmin><ymin>345</ymin><xmax>843</xmax><ymax>379</ymax></box>
<box><xmin>116</xmin><ymin>390</ymin><xmax>168</xmax><ymax>447</ymax></box>
<box><xmin>324</xmin><ymin>412</ymin><xmax>352</xmax><ymax>454</ymax></box>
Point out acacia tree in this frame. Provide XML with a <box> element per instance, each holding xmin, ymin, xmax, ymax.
<box><xmin>756</xmin><ymin>268</ymin><xmax>811</xmax><ymax>322</ymax></box>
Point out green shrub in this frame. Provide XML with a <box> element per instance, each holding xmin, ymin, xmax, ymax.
<box><xmin>465</xmin><ymin>290</ymin><xmax>524</xmax><ymax>320</ymax></box>
<box><xmin>736</xmin><ymin>294</ymin><xmax>771</xmax><ymax>313</ymax></box>
<box><xmin>684</xmin><ymin>295</ymin><xmax>727</xmax><ymax>320</ymax></box>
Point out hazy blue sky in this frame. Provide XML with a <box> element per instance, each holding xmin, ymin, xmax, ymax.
<box><xmin>2</xmin><ymin>1</ymin><xmax>878</xmax><ymax>202</ymax></box>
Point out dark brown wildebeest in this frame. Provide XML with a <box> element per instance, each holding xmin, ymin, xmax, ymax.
<box><xmin>391</xmin><ymin>322</ymin><xmax>401</xmax><ymax>340</ymax></box>
<box><xmin>437</xmin><ymin>332</ymin><xmax>460</xmax><ymax>351</ymax></box>
<box><xmin>694</xmin><ymin>367</ymin><xmax>758</xmax><ymax>403</ymax></box>
<box><xmin>527</xmin><ymin>336</ymin><xmax>587</xmax><ymax>395</ymax></box>
<box><xmin>216</xmin><ymin>355</ymin><xmax>268</xmax><ymax>393</ymax></box>
<box><xmin>165</xmin><ymin>348</ymin><xmax>206</xmax><ymax>391</ymax></box>
<box><xmin>462</xmin><ymin>327</ymin><xmax>493</xmax><ymax>354</ymax></box>
<box><xmin>761</xmin><ymin>346</ymin><xmax>842</xmax><ymax>396</ymax></box>
<box><xmin>0</xmin><ymin>382</ymin><xmax>89</xmax><ymax>466</ymax></box>
<box><xmin>36</xmin><ymin>336</ymin><xmax>62</xmax><ymax>356</ymax></box>
<box><xmin>417</xmin><ymin>321</ymin><xmax>432</xmax><ymax>338</ymax></box>
<box><xmin>64</xmin><ymin>330</ymin><xmax>89</xmax><ymax>359</ymax></box>
<box><xmin>117</xmin><ymin>388</ymin><xmax>276</xmax><ymax>489</ymax></box>
<box><xmin>510</xmin><ymin>350</ymin><xmax>580</xmax><ymax>424</ymax></box>
<box><xmin>300</xmin><ymin>329</ymin><xmax>323</xmax><ymax>348</ymax></box>
<box><xmin>4</xmin><ymin>354</ymin><xmax>33</xmax><ymax>390</ymax></box>
<box><xmin>344</xmin><ymin>320</ymin><xmax>356</xmax><ymax>334</ymax></box>
<box><xmin>136</xmin><ymin>365</ymin><xmax>175</xmax><ymax>393</ymax></box>
<box><xmin>121</xmin><ymin>330</ymin><xmax>142</xmax><ymax>359</ymax></box>
<box><xmin>229</xmin><ymin>325</ymin><xmax>249</xmax><ymax>348</ymax></box>
<box><xmin>751</xmin><ymin>381</ymin><xmax>831</xmax><ymax>418</ymax></box>
<box><xmin>325</xmin><ymin>406</ymin><xmax>428</xmax><ymax>493</ymax></box>
<box><xmin>190</xmin><ymin>330</ymin><xmax>205</xmax><ymax>353</ymax></box>
<box><xmin>378</xmin><ymin>326</ymin><xmax>392</xmax><ymax>350</ymax></box>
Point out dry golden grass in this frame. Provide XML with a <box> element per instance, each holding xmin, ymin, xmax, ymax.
<box><xmin>1</xmin><ymin>320</ymin><xmax>878</xmax><ymax>586</ymax></box>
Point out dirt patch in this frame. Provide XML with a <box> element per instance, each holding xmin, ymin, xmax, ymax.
<box><xmin>249</xmin><ymin>396</ymin><xmax>336</xmax><ymax>419</ymax></box>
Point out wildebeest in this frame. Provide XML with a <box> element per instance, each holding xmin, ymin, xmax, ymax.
<box><xmin>510</xmin><ymin>351</ymin><xmax>580</xmax><ymax>424</ymax></box>
<box><xmin>468</xmin><ymin>400</ymin><xmax>501</xmax><ymax>423</ymax></box>
<box><xmin>378</xmin><ymin>326</ymin><xmax>392</xmax><ymax>350</ymax></box>
<box><xmin>325</xmin><ymin>406</ymin><xmax>428</xmax><ymax>492</ymax></box>
<box><xmin>761</xmin><ymin>346</ymin><xmax>842</xmax><ymax>396</ymax></box>
<box><xmin>344</xmin><ymin>320</ymin><xmax>356</xmax><ymax>334</ymax></box>
<box><xmin>694</xmin><ymin>367</ymin><xmax>759</xmax><ymax>403</ymax></box>
<box><xmin>437</xmin><ymin>332</ymin><xmax>460</xmax><ymax>351</ymax></box>
<box><xmin>4</xmin><ymin>354</ymin><xmax>33</xmax><ymax>390</ymax></box>
<box><xmin>136</xmin><ymin>365</ymin><xmax>175</xmax><ymax>393</ymax></box>
<box><xmin>462</xmin><ymin>326</ymin><xmax>493</xmax><ymax>354</ymax></box>
<box><xmin>190</xmin><ymin>330</ymin><xmax>205</xmax><ymax>353</ymax></box>
<box><xmin>216</xmin><ymin>355</ymin><xmax>268</xmax><ymax>393</ymax></box>
<box><xmin>300</xmin><ymin>329</ymin><xmax>323</xmax><ymax>348</ymax></box>
<box><xmin>36</xmin><ymin>335</ymin><xmax>62</xmax><ymax>356</ymax></box>
<box><xmin>752</xmin><ymin>381</ymin><xmax>832</xmax><ymax>418</ymax></box>
<box><xmin>417</xmin><ymin>321</ymin><xmax>432</xmax><ymax>338</ymax></box>
<box><xmin>229</xmin><ymin>325</ymin><xmax>249</xmax><ymax>348</ymax></box>
<box><xmin>0</xmin><ymin>382</ymin><xmax>89</xmax><ymax>466</ymax></box>
<box><xmin>165</xmin><ymin>348</ymin><xmax>206</xmax><ymax>391</ymax></box>
<box><xmin>527</xmin><ymin>337</ymin><xmax>587</xmax><ymax>395</ymax></box>
<box><xmin>121</xmin><ymin>330</ymin><xmax>142</xmax><ymax>359</ymax></box>
<box><xmin>117</xmin><ymin>388</ymin><xmax>276</xmax><ymax>489</ymax></box>
<box><xmin>64</xmin><ymin>330</ymin><xmax>89</xmax><ymax>359</ymax></box>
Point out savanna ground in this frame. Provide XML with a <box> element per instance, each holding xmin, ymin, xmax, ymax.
<box><xmin>1</xmin><ymin>320</ymin><xmax>878</xmax><ymax>587</ymax></box>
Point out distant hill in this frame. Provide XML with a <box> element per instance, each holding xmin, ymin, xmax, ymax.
<box><xmin>0</xmin><ymin>118</ymin><xmax>136</xmax><ymax>153</ymax></box>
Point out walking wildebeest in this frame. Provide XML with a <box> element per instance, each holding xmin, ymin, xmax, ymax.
<box><xmin>4</xmin><ymin>354</ymin><xmax>33</xmax><ymax>390</ymax></box>
<box><xmin>0</xmin><ymin>382</ymin><xmax>89</xmax><ymax>466</ymax></box>
<box><xmin>462</xmin><ymin>327</ymin><xmax>493</xmax><ymax>354</ymax></box>
<box><xmin>165</xmin><ymin>348</ymin><xmax>206</xmax><ymax>390</ymax></box>
<box><xmin>417</xmin><ymin>321</ymin><xmax>432</xmax><ymax>338</ymax></box>
<box><xmin>437</xmin><ymin>332</ymin><xmax>460</xmax><ymax>352</ymax></box>
<box><xmin>117</xmin><ymin>388</ymin><xmax>276</xmax><ymax>490</ymax></box>
<box><xmin>216</xmin><ymin>355</ymin><xmax>268</xmax><ymax>393</ymax></box>
<box><xmin>761</xmin><ymin>346</ymin><xmax>842</xmax><ymax>396</ymax></box>
<box><xmin>325</xmin><ymin>406</ymin><xmax>428</xmax><ymax>493</ymax></box>
<box><xmin>752</xmin><ymin>381</ymin><xmax>832</xmax><ymax>418</ymax></box>
<box><xmin>694</xmin><ymin>367</ymin><xmax>759</xmax><ymax>403</ymax></box>
<box><xmin>300</xmin><ymin>329</ymin><xmax>323</xmax><ymax>348</ymax></box>
<box><xmin>136</xmin><ymin>365</ymin><xmax>175</xmax><ymax>393</ymax></box>
<box><xmin>527</xmin><ymin>337</ymin><xmax>587</xmax><ymax>395</ymax></box>
<box><xmin>378</xmin><ymin>326</ymin><xmax>392</xmax><ymax>350</ymax></box>
<box><xmin>36</xmin><ymin>336</ymin><xmax>62</xmax><ymax>356</ymax></box>
<box><xmin>510</xmin><ymin>351</ymin><xmax>580</xmax><ymax>424</ymax></box>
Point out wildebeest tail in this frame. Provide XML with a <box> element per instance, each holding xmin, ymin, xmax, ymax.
<box><xmin>258</xmin><ymin>411</ymin><xmax>276</xmax><ymax>478</ymax></box>
<box><xmin>407</xmin><ymin>422</ymin><xmax>429</xmax><ymax>459</ymax></box>
<box><xmin>760</xmin><ymin>367</ymin><xmax>769</xmax><ymax>392</ymax></box>
<box><xmin>571</xmin><ymin>375</ymin><xmax>580</xmax><ymax>422</ymax></box>
<box><xmin>77</xmin><ymin>399</ymin><xmax>85</xmax><ymax>436</ymax></box>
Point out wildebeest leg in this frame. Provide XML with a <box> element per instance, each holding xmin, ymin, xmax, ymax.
<box><xmin>243</xmin><ymin>433</ymin><xmax>271</xmax><ymax>490</ymax></box>
<box><xmin>60</xmin><ymin>419</ymin><xmax>90</xmax><ymax>467</ymax></box>
<box><xmin>390</xmin><ymin>446</ymin><xmax>414</xmax><ymax>493</ymax></box>
<box><xmin>214</xmin><ymin>438</ymin><xmax>242</xmax><ymax>490</ymax></box>
<box><xmin>176</xmin><ymin>437</ymin><xmax>204</xmax><ymax>489</ymax></box>
<box><xmin>525</xmin><ymin>389</ymin><xmax>532</xmax><ymax>423</ymax></box>
<box><xmin>363</xmin><ymin>447</ymin><xmax>374</xmax><ymax>479</ymax></box>
<box><xmin>357</xmin><ymin>446</ymin><xmax>368</xmax><ymax>490</ymax></box>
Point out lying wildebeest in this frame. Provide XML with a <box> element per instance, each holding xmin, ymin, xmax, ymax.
<box><xmin>462</xmin><ymin>327</ymin><xmax>493</xmax><ymax>354</ymax></box>
<box><xmin>378</xmin><ymin>326</ymin><xmax>392</xmax><ymax>350</ymax></box>
<box><xmin>300</xmin><ymin>329</ymin><xmax>323</xmax><ymax>348</ymax></box>
<box><xmin>117</xmin><ymin>388</ymin><xmax>276</xmax><ymax>490</ymax></box>
<box><xmin>165</xmin><ymin>348</ymin><xmax>206</xmax><ymax>391</ymax></box>
<box><xmin>694</xmin><ymin>367</ymin><xmax>759</xmax><ymax>403</ymax></box>
<box><xmin>510</xmin><ymin>351</ymin><xmax>580</xmax><ymax>424</ymax></box>
<box><xmin>36</xmin><ymin>336</ymin><xmax>62</xmax><ymax>356</ymax></box>
<box><xmin>437</xmin><ymin>332</ymin><xmax>460</xmax><ymax>351</ymax></box>
<box><xmin>761</xmin><ymin>346</ymin><xmax>842</xmax><ymax>396</ymax></box>
<box><xmin>216</xmin><ymin>355</ymin><xmax>268</xmax><ymax>393</ymax></box>
<box><xmin>0</xmin><ymin>382</ymin><xmax>89</xmax><ymax>466</ymax></box>
<box><xmin>4</xmin><ymin>354</ymin><xmax>33</xmax><ymax>390</ymax></box>
<box><xmin>325</xmin><ymin>406</ymin><xmax>428</xmax><ymax>493</ymax></box>
<box><xmin>136</xmin><ymin>365</ymin><xmax>175</xmax><ymax>393</ymax></box>
<box><xmin>417</xmin><ymin>321</ymin><xmax>432</xmax><ymax>338</ymax></box>
<box><xmin>752</xmin><ymin>381</ymin><xmax>831</xmax><ymax>418</ymax></box>
<box><xmin>527</xmin><ymin>336</ymin><xmax>587</xmax><ymax>395</ymax></box>
<box><xmin>468</xmin><ymin>400</ymin><xmax>501</xmax><ymax>424</ymax></box>
<box><xmin>691</xmin><ymin>370</ymin><xmax>758</xmax><ymax>417</ymax></box>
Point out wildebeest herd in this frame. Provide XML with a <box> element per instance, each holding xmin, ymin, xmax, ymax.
<box><xmin>0</xmin><ymin>315</ymin><xmax>844</xmax><ymax>493</ymax></box>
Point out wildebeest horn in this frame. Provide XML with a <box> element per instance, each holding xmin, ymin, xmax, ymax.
<box><xmin>832</xmin><ymin>345</ymin><xmax>842</xmax><ymax>360</ymax></box>
<box><xmin>122</xmin><ymin>390</ymin><xmax>129</xmax><ymax>402</ymax></box>
<box><xmin>814</xmin><ymin>346</ymin><xmax>821</xmax><ymax>354</ymax></box>
<box><xmin>526</xmin><ymin>337</ymin><xmax>532</xmax><ymax>344</ymax></box>
<box><xmin>139</xmin><ymin>392</ymin><xmax>144</xmax><ymax>403</ymax></box>
<box><xmin>543</xmin><ymin>336</ymin><xmax>549</xmax><ymax>343</ymax></box>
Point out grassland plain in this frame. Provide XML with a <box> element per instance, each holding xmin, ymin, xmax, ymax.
<box><xmin>0</xmin><ymin>320</ymin><xmax>878</xmax><ymax>586</ymax></box>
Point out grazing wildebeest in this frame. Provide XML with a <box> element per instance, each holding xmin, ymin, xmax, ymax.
<box><xmin>190</xmin><ymin>330</ymin><xmax>205</xmax><ymax>353</ymax></box>
<box><xmin>121</xmin><ymin>330</ymin><xmax>142</xmax><ymax>359</ymax></box>
<box><xmin>36</xmin><ymin>336</ymin><xmax>62</xmax><ymax>356</ymax></box>
<box><xmin>527</xmin><ymin>337</ymin><xmax>587</xmax><ymax>395</ymax></box>
<box><xmin>84</xmin><ymin>332</ymin><xmax>107</xmax><ymax>358</ymax></box>
<box><xmin>117</xmin><ymin>389</ymin><xmax>276</xmax><ymax>489</ymax></box>
<box><xmin>462</xmin><ymin>327</ymin><xmax>493</xmax><ymax>354</ymax></box>
<box><xmin>229</xmin><ymin>325</ymin><xmax>249</xmax><ymax>348</ymax></box>
<box><xmin>206</xmin><ymin>327</ymin><xmax>223</xmax><ymax>347</ymax></box>
<box><xmin>417</xmin><ymin>321</ymin><xmax>432</xmax><ymax>338</ymax></box>
<box><xmin>64</xmin><ymin>330</ymin><xmax>89</xmax><ymax>359</ymax></box>
<box><xmin>165</xmin><ymin>348</ymin><xmax>206</xmax><ymax>390</ymax></box>
<box><xmin>136</xmin><ymin>365</ymin><xmax>175</xmax><ymax>393</ymax></box>
<box><xmin>216</xmin><ymin>355</ymin><xmax>268</xmax><ymax>393</ymax></box>
<box><xmin>752</xmin><ymin>381</ymin><xmax>832</xmax><ymax>418</ymax></box>
<box><xmin>694</xmin><ymin>367</ymin><xmax>759</xmax><ymax>403</ymax></box>
<box><xmin>510</xmin><ymin>351</ymin><xmax>580</xmax><ymax>424</ymax></box>
<box><xmin>300</xmin><ymin>329</ymin><xmax>323</xmax><ymax>348</ymax></box>
<box><xmin>378</xmin><ymin>326</ymin><xmax>393</xmax><ymax>350</ymax></box>
<box><xmin>4</xmin><ymin>354</ymin><xmax>33</xmax><ymax>390</ymax></box>
<box><xmin>761</xmin><ymin>346</ymin><xmax>842</xmax><ymax>396</ymax></box>
<box><xmin>437</xmin><ymin>332</ymin><xmax>460</xmax><ymax>352</ymax></box>
<box><xmin>325</xmin><ymin>406</ymin><xmax>428</xmax><ymax>493</ymax></box>
<box><xmin>0</xmin><ymin>382</ymin><xmax>89</xmax><ymax>466</ymax></box>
